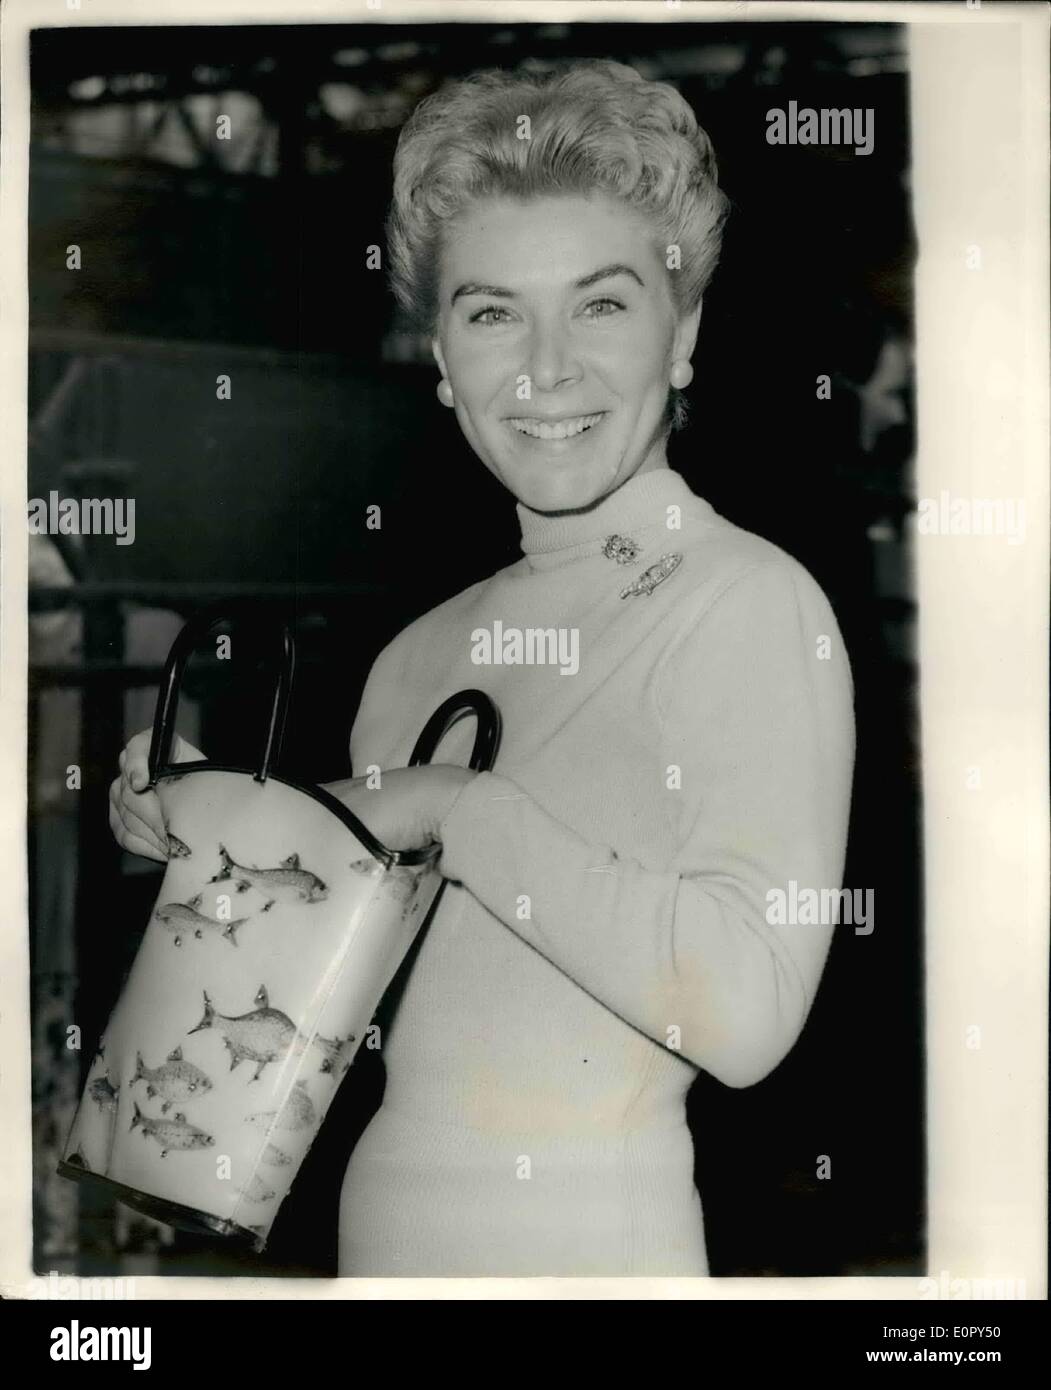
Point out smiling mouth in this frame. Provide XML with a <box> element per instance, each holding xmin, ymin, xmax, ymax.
<box><xmin>507</xmin><ymin>412</ymin><xmax>606</xmax><ymax>441</ymax></box>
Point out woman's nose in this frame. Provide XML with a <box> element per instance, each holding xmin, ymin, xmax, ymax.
<box><xmin>525</xmin><ymin>322</ymin><xmax>582</xmax><ymax>393</ymax></box>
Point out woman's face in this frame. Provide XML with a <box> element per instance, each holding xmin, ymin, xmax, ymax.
<box><xmin>432</xmin><ymin>193</ymin><xmax>701</xmax><ymax>515</ymax></box>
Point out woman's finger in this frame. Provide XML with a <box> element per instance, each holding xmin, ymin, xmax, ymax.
<box><xmin>109</xmin><ymin>800</ymin><xmax>166</xmax><ymax>863</ymax></box>
<box><xmin>124</xmin><ymin>753</ymin><xmax>151</xmax><ymax>793</ymax></box>
<box><xmin>118</xmin><ymin>797</ymin><xmax>168</xmax><ymax>854</ymax></box>
<box><xmin>116</xmin><ymin>811</ymin><xmax>168</xmax><ymax>856</ymax></box>
<box><xmin>118</xmin><ymin>777</ymin><xmax>168</xmax><ymax>850</ymax></box>
<box><xmin>118</xmin><ymin>808</ymin><xmax>167</xmax><ymax>856</ymax></box>
<box><xmin>119</xmin><ymin>768</ymin><xmax>164</xmax><ymax>826</ymax></box>
<box><xmin>118</xmin><ymin>734</ymin><xmax>148</xmax><ymax>788</ymax></box>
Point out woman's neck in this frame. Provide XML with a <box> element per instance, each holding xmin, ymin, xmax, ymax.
<box><xmin>515</xmin><ymin>464</ymin><xmax>693</xmax><ymax>568</ymax></box>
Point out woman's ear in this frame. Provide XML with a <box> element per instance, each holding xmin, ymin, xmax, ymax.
<box><xmin>672</xmin><ymin>301</ymin><xmax>703</xmax><ymax>364</ymax></box>
<box><xmin>432</xmin><ymin>339</ymin><xmax>449</xmax><ymax>379</ymax></box>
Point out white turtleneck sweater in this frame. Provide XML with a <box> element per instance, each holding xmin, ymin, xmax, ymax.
<box><xmin>338</xmin><ymin>467</ymin><xmax>855</xmax><ymax>1277</ymax></box>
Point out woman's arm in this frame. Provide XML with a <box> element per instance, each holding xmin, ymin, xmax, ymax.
<box><xmin>433</xmin><ymin>559</ymin><xmax>856</xmax><ymax>1090</ymax></box>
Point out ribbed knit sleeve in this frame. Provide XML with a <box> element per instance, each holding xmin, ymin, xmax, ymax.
<box><xmin>437</xmin><ymin>558</ymin><xmax>856</xmax><ymax>1089</ymax></box>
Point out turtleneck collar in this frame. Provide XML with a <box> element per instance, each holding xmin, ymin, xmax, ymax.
<box><xmin>515</xmin><ymin>467</ymin><xmax>707</xmax><ymax>571</ymax></box>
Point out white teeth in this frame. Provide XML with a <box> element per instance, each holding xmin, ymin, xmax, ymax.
<box><xmin>508</xmin><ymin>413</ymin><xmax>604</xmax><ymax>440</ymax></box>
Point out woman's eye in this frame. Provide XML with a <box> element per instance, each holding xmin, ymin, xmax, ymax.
<box><xmin>581</xmin><ymin>297</ymin><xmax>625</xmax><ymax>319</ymax></box>
<box><xmin>469</xmin><ymin>304</ymin><xmax>512</xmax><ymax>326</ymax></box>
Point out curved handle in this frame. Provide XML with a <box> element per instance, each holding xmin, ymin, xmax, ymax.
<box><xmin>148</xmin><ymin>606</ymin><xmax>295</xmax><ymax>788</ymax></box>
<box><xmin>408</xmin><ymin>689</ymin><xmax>501</xmax><ymax>773</ymax></box>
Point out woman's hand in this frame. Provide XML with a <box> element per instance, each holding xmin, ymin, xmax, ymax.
<box><xmin>323</xmin><ymin>765</ymin><xmax>476</xmax><ymax>853</ymax></box>
<box><xmin>108</xmin><ymin>729</ymin><xmax>205</xmax><ymax>863</ymax></box>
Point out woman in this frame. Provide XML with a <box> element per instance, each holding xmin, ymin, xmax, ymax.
<box><xmin>110</xmin><ymin>60</ymin><xmax>855</xmax><ymax>1277</ymax></box>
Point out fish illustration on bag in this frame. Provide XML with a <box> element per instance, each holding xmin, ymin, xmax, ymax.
<box><xmin>166</xmin><ymin>832</ymin><xmax>192</xmax><ymax>859</ymax></box>
<box><xmin>209</xmin><ymin>846</ymin><xmax>328</xmax><ymax>904</ymax></box>
<box><xmin>133</xmin><ymin>1047</ymin><xmax>213</xmax><ymax>1113</ymax></box>
<box><xmin>89</xmin><ymin>1076</ymin><xmax>119</xmax><ymax>1112</ymax></box>
<box><xmin>262</xmin><ymin>1143</ymin><xmax>292</xmax><ymax>1167</ymax></box>
<box><xmin>245</xmin><ymin>1078</ymin><xmax>316</xmax><ymax>1133</ymax></box>
<box><xmin>239</xmin><ymin>1174</ymin><xmax>276</xmax><ymax>1204</ymax></box>
<box><xmin>154</xmin><ymin>894</ymin><xmax>250</xmax><ymax>947</ymax></box>
<box><xmin>130</xmin><ymin>1103</ymin><xmax>214</xmax><ymax>1157</ymax></box>
<box><xmin>188</xmin><ymin>985</ymin><xmax>298</xmax><ymax>1082</ymax></box>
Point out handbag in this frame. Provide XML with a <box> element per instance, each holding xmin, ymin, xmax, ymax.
<box><xmin>58</xmin><ymin>606</ymin><xmax>500</xmax><ymax>1251</ymax></box>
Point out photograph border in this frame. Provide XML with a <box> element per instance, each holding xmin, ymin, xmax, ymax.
<box><xmin>2</xmin><ymin>0</ymin><xmax>1047</xmax><ymax>1301</ymax></box>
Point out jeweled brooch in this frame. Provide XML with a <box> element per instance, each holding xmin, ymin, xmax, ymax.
<box><xmin>620</xmin><ymin>552</ymin><xmax>683</xmax><ymax>599</ymax></box>
<box><xmin>602</xmin><ymin>534</ymin><xmax>640</xmax><ymax>565</ymax></box>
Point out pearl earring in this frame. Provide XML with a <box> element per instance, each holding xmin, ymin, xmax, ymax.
<box><xmin>669</xmin><ymin>360</ymin><xmax>694</xmax><ymax>390</ymax></box>
<box><xmin>436</xmin><ymin>379</ymin><xmax>454</xmax><ymax>407</ymax></box>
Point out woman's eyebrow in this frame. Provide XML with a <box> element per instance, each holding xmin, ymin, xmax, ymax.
<box><xmin>450</xmin><ymin>263</ymin><xmax>645</xmax><ymax>306</ymax></box>
<box><xmin>576</xmin><ymin>263</ymin><xmax>645</xmax><ymax>292</ymax></box>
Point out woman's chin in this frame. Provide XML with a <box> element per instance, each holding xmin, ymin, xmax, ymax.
<box><xmin>481</xmin><ymin>415</ymin><xmax>619</xmax><ymax>513</ymax></box>
<box><xmin>511</xmin><ymin>474</ymin><xmax>611</xmax><ymax>515</ymax></box>
<box><xmin>496</xmin><ymin>455</ymin><xmax>626</xmax><ymax>516</ymax></box>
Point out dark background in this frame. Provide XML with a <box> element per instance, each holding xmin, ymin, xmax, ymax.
<box><xmin>28</xmin><ymin>17</ymin><xmax>921</xmax><ymax>1278</ymax></box>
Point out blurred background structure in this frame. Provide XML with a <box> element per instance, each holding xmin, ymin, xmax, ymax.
<box><xmin>28</xmin><ymin>17</ymin><xmax>919</xmax><ymax>1278</ymax></box>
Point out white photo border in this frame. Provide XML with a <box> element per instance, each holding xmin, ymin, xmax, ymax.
<box><xmin>1</xmin><ymin>0</ymin><xmax>1046</xmax><ymax>1301</ymax></box>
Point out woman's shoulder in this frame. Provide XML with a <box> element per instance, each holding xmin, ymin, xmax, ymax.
<box><xmin>366</xmin><ymin>562</ymin><xmax>521</xmax><ymax>681</ymax></box>
<box><xmin>350</xmin><ymin>564</ymin><xmax>520</xmax><ymax>764</ymax></box>
<box><xmin>661</xmin><ymin>500</ymin><xmax>855</xmax><ymax>709</ymax></box>
<box><xmin>675</xmin><ymin>496</ymin><xmax>838</xmax><ymax>626</ymax></box>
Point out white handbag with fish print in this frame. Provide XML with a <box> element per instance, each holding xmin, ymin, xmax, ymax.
<box><xmin>59</xmin><ymin>607</ymin><xmax>500</xmax><ymax>1251</ymax></box>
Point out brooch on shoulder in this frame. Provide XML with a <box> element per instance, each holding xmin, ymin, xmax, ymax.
<box><xmin>620</xmin><ymin>553</ymin><xmax>683</xmax><ymax>599</ymax></box>
<box><xmin>602</xmin><ymin>534</ymin><xmax>641</xmax><ymax>565</ymax></box>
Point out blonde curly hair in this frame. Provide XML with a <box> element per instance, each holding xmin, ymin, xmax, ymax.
<box><xmin>387</xmin><ymin>59</ymin><xmax>729</xmax><ymax>432</ymax></box>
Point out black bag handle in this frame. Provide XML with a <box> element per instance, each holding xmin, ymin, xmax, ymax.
<box><xmin>408</xmin><ymin>689</ymin><xmax>501</xmax><ymax>773</ymax></box>
<box><xmin>397</xmin><ymin>689</ymin><xmax>501</xmax><ymax>932</ymax></box>
<box><xmin>148</xmin><ymin>605</ymin><xmax>295</xmax><ymax>788</ymax></box>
